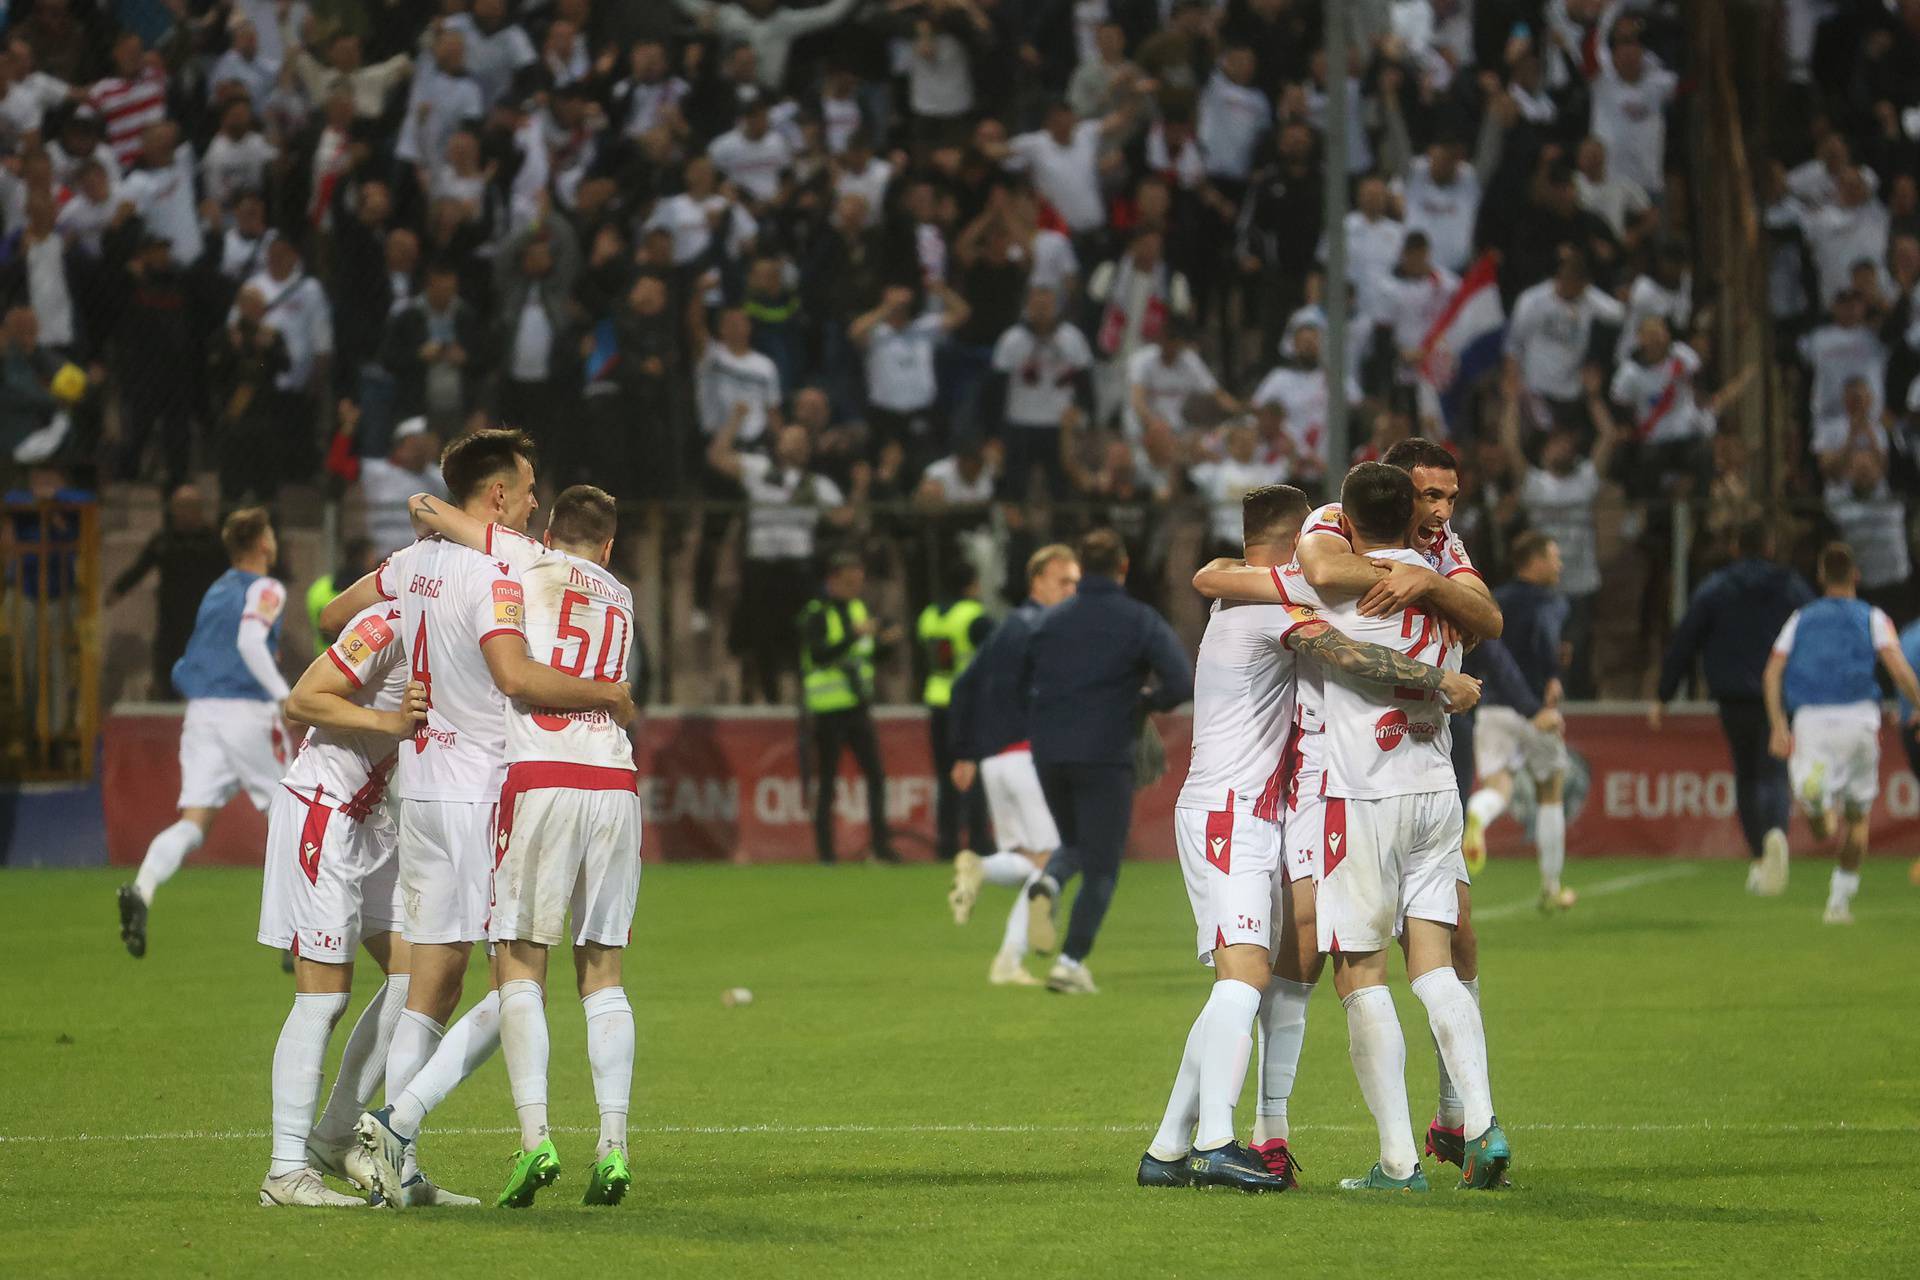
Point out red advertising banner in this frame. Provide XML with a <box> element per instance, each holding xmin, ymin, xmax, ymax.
<box><xmin>103</xmin><ymin>705</ymin><xmax>1920</xmax><ymax>866</ymax></box>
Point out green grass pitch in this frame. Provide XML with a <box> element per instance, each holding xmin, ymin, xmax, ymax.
<box><xmin>2</xmin><ymin>857</ymin><xmax>1917</xmax><ymax>1278</ymax></box>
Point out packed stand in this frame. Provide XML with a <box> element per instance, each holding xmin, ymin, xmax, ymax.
<box><xmin>0</xmin><ymin>0</ymin><xmax>1912</xmax><ymax>705</ymax></box>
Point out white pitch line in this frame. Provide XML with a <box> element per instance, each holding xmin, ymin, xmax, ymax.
<box><xmin>1473</xmin><ymin>863</ymin><xmax>1701</xmax><ymax>923</ymax></box>
<box><xmin>3</xmin><ymin>1116</ymin><xmax>1914</xmax><ymax>1145</ymax></box>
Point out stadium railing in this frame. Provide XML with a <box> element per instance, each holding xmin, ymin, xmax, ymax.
<box><xmin>2</xmin><ymin>498</ymin><xmax>101</xmax><ymax>782</ymax></box>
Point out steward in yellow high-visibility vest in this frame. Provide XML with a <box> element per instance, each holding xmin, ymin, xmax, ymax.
<box><xmin>799</xmin><ymin>552</ymin><xmax>901</xmax><ymax>863</ymax></box>
<box><xmin>917</xmin><ymin>561</ymin><xmax>993</xmax><ymax>861</ymax></box>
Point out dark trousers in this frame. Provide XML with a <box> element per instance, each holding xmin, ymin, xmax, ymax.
<box><xmin>1452</xmin><ymin>709</ymin><xmax>1476</xmax><ymax>804</ymax></box>
<box><xmin>118</xmin><ymin>388</ymin><xmax>193</xmax><ymax>488</ymax></box>
<box><xmin>812</xmin><ymin>707</ymin><xmax>892</xmax><ymax>863</ymax></box>
<box><xmin>1718</xmin><ymin>699</ymin><xmax>1788</xmax><ymax>860</ymax></box>
<box><xmin>928</xmin><ymin>706</ymin><xmax>989</xmax><ymax>860</ymax></box>
<box><xmin>1038</xmin><ymin>761</ymin><xmax>1134</xmax><ymax>962</ymax></box>
<box><xmin>1000</xmin><ymin>424</ymin><xmax>1066</xmax><ymax>503</ymax></box>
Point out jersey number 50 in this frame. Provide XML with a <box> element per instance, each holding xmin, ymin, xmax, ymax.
<box><xmin>550</xmin><ymin>591</ymin><xmax>631</xmax><ymax>683</ymax></box>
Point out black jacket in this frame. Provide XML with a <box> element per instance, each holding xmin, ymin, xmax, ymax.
<box><xmin>1021</xmin><ymin>575</ymin><xmax>1193</xmax><ymax>767</ymax></box>
<box><xmin>1658</xmin><ymin>558</ymin><xmax>1815</xmax><ymax>703</ymax></box>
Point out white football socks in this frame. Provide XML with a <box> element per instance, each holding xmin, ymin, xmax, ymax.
<box><xmin>1343</xmin><ymin>985</ymin><xmax>1418</xmax><ymax>1180</ymax></box>
<box><xmin>583</xmin><ymin>986</ymin><xmax>635</xmax><ymax>1157</ymax></box>
<box><xmin>269</xmin><ymin>992</ymin><xmax>349</xmax><ymax>1178</ymax></box>
<box><xmin>1536</xmin><ymin>801</ymin><xmax>1567</xmax><ymax>894</ymax></box>
<box><xmin>1253</xmin><ymin>977</ymin><xmax>1314</xmax><ymax>1144</ymax></box>
<box><xmin>997</xmin><ymin>871</ymin><xmax>1038</xmax><ymax>961</ymax></box>
<box><xmin>1466</xmin><ymin>788</ymin><xmax>1506</xmax><ymax>832</ymax></box>
<box><xmin>1410</xmin><ymin>967</ymin><xmax>1493</xmax><ymax>1138</ymax></box>
<box><xmin>1828</xmin><ymin>867</ymin><xmax>1861</xmax><ymax>911</ymax></box>
<box><xmin>390</xmin><ymin>991</ymin><xmax>500</xmax><ymax>1140</ymax></box>
<box><xmin>1432</xmin><ymin>975</ymin><xmax>1480</xmax><ymax>1128</ymax></box>
<box><xmin>1147</xmin><ymin>1010</ymin><xmax>1207</xmax><ymax>1161</ymax></box>
<box><xmin>311</xmin><ymin>974</ymin><xmax>410</xmax><ymax>1149</ymax></box>
<box><xmin>978</xmin><ymin>851</ymin><xmax>1034</xmax><ymax>886</ymax></box>
<box><xmin>1194</xmin><ymin>979</ymin><xmax>1261</xmax><ymax>1151</ymax></box>
<box><xmin>133</xmin><ymin>819</ymin><xmax>203</xmax><ymax>904</ymax></box>
<box><xmin>498</xmin><ymin>979</ymin><xmax>550</xmax><ymax>1151</ymax></box>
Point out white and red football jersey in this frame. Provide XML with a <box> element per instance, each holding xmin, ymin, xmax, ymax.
<box><xmin>1306</xmin><ymin>548</ymin><xmax>1460</xmax><ymax>800</ymax></box>
<box><xmin>1300</xmin><ymin>501</ymin><xmax>1479</xmax><ymax>580</ymax></box>
<box><xmin>375</xmin><ymin>536</ymin><xmax>527</xmax><ymax>801</ymax></box>
<box><xmin>1175</xmin><ymin>596</ymin><xmax>1321</xmax><ymax>820</ymax></box>
<box><xmin>485</xmin><ymin>525</ymin><xmax>638</xmax><ymax>771</ymax></box>
<box><xmin>283</xmin><ymin>603</ymin><xmax>409</xmax><ymax>818</ymax></box>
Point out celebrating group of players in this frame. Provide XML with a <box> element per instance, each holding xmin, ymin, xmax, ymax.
<box><xmin>120</xmin><ymin>430</ymin><xmax>644</xmax><ymax>1210</ymax></box>
<box><xmin>1151</xmin><ymin>442</ymin><xmax>1510</xmax><ymax>1193</ymax></box>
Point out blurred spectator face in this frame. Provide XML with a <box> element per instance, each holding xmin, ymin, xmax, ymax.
<box><xmin>1222</xmin><ymin>47</ymin><xmax>1256</xmax><ymax>85</ymax></box>
<box><xmin>1225</xmin><ymin>426</ymin><xmax>1256</xmax><ymax>463</ymax></box>
<box><xmin>1576</xmin><ymin>137</ymin><xmax>1606</xmax><ymax>180</ymax></box>
<box><xmin>232</xmin><ymin>21</ymin><xmax>259</xmax><ymax>59</ymax></box>
<box><xmin>1522</xmin><ymin>538</ymin><xmax>1564</xmax><ymax>586</ymax></box>
<box><xmin>1031</xmin><ymin>553</ymin><xmax>1082</xmax><ymax>606</ymax></box>
<box><xmin>1427</xmin><ymin>140</ymin><xmax>1461</xmax><ymax>183</ymax></box>
<box><xmin>1846</xmin><ymin>448</ymin><xmax>1883</xmax><ymax>495</ymax></box>
<box><xmin>834</xmin><ymin>192</ymin><xmax>869</xmax><ymax>230</ymax></box>
<box><xmin>330</xmin><ymin>33</ymin><xmax>362</xmax><ymax>71</ymax></box>
<box><xmin>219</xmin><ymin>99</ymin><xmax>252</xmax><ymax>139</ymax></box>
<box><xmin>1135</xmin><ymin>176</ymin><xmax>1171</xmax><ymax>223</ymax></box>
<box><xmin>386</xmin><ymin>227</ymin><xmax>419</xmax><ymax>275</ymax></box>
<box><xmin>140</xmin><ymin>122</ymin><xmax>175</xmax><ymax>166</ymax></box>
<box><xmin>63</xmin><ymin>117</ymin><xmax>102</xmax><ymax>156</ymax></box>
<box><xmin>630</xmin><ymin>40</ymin><xmax>667</xmax><ymax>81</ymax></box>
<box><xmin>236</xmin><ymin>285</ymin><xmax>267</xmax><ymax>325</ymax></box>
<box><xmin>1842</xmin><ymin>377</ymin><xmax>1873</xmax><ymax>420</ymax></box>
<box><xmin>774</xmin><ymin>425</ymin><xmax>811</xmax><ymax>469</ymax></box>
<box><xmin>1816</xmin><ymin>133</ymin><xmax>1849</xmax><ymax>175</ymax></box>
<box><xmin>474</xmin><ymin>0</ymin><xmax>507</xmax><ymax>29</ymax></box>
<box><xmin>395</xmin><ymin>429</ymin><xmax>439</xmax><ymax>471</ymax></box>
<box><xmin>1552</xmin><ymin>246</ymin><xmax>1587</xmax><ymax>298</ymax></box>
<box><xmin>266</xmin><ymin>237</ymin><xmax>299</xmax><ymax>281</ymax></box>
<box><xmin>78</xmin><ymin>161</ymin><xmax>109</xmax><ymax>203</ymax></box>
<box><xmin>638</xmin><ymin>227</ymin><xmax>674</xmax><ymax>266</ymax></box>
<box><xmin>27</xmin><ymin>464</ymin><xmax>65</xmax><ymax>501</ymax></box>
<box><xmin>521</xmin><ymin>238</ymin><xmax>554</xmax><ymax>278</ymax></box>
<box><xmin>741</xmin><ymin>101</ymin><xmax>770</xmax><ymax>139</ymax></box>
<box><xmin>546</xmin><ymin>21</ymin><xmax>577</xmax><ymax>62</ymax></box>
<box><xmin>1096</xmin><ymin>22</ymin><xmax>1125</xmax><ymax>61</ymax></box>
<box><xmin>1291</xmin><ymin>321</ymin><xmax>1322</xmax><ymax>364</ymax></box>
<box><xmin>1891</xmin><ymin>174</ymin><xmax>1917</xmax><ymax>218</ymax></box>
<box><xmin>1130</xmin><ymin>231</ymin><xmax>1163</xmax><ymax>268</ymax></box>
<box><xmin>359</xmin><ymin>181</ymin><xmax>394</xmax><ymax>226</ymax></box>
<box><xmin>446</xmin><ymin>129</ymin><xmax>480</xmax><ymax>173</ymax></box>
<box><xmin>882</xmin><ymin>286</ymin><xmax>914</xmax><ymax>324</ymax></box>
<box><xmin>725</xmin><ymin>44</ymin><xmax>758</xmax><ymax>86</ymax></box>
<box><xmin>827</xmin><ymin>560</ymin><xmax>865</xmax><ymax>600</ymax></box>
<box><xmin>435</xmin><ymin>30</ymin><xmax>467</xmax><ymax>74</ymax></box>
<box><xmin>685</xmin><ymin>155</ymin><xmax>716</xmax><ymax>196</ymax></box>
<box><xmin>904</xmin><ymin>180</ymin><xmax>936</xmax><ymax>223</ymax></box>
<box><xmin>1399</xmin><ymin>235</ymin><xmax>1431</xmax><ymax>276</ymax></box>
<box><xmin>169</xmin><ymin>484</ymin><xmax>209</xmax><ymax>528</ymax></box>
<box><xmin>1610</xmin><ymin>26</ymin><xmax>1645</xmax><ymax>78</ymax></box>
<box><xmin>955</xmin><ymin>447</ymin><xmax>986</xmax><ymax>483</ymax></box>
<box><xmin>1834</xmin><ymin>167</ymin><xmax>1869</xmax><ymax>208</ymax></box>
<box><xmin>747</xmin><ymin>256</ymin><xmax>784</xmax><ymax>299</ymax></box>
<box><xmin>1356</xmin><ymin>177</ymin><xmax>1388</xmax><ymax>219</ymax></box>
<box><xmin>718</xmin><ymin>307</ymin><xmax>751</xmax><ymax>350</ymax></box>
<box><xmin>792</xmin><ymin>388</ymin><xmax>830</xmax><ymax>432</ymax></box>
<box><xmin>112</xmin><ymin>32</ymin><xmax>142</xmax><ymax>78</ymax></box>
<box><xmin>1636</xmin><ymin>314</ymin><xmax>1670</xmax><ymax>357</ymax></box>
<box><xmin>1541</xmin><ymin>427</ymin><xmax>1581</xmax><ymax>475</ymax></box>
<box><xmin>1848</xmin><ymin>261</ymin><xmax>1882</xmax><ymax>306</ymax></box>
<box><xmin>1025</xmin><ymin>287</ymin><xmax>1059</xmax><ymax>332</ymax></box>
<box><xmin>1278</xmin><ymin>122</ymin><xmax>1313</xmax><ymax>164</ymax></box>
<box><xmin>424</xmin><ymin>266</ymin><xmax>459</xmax><ymax>310</ymax></box>
<box><xmin>1891</xmin><ymin>234</ymin><xmax>1920</xmax><ymax>283</ymax></box>
<box><xmin>972</xmin><ymin>117</ymin><xmax>1007</xmax><ymax>152</ymax></box>
<box><xmin>1045</xmin><ymin>103</ymin><xmax>1076</xmax><ymax>143</ymax></box>
<box><xmin>627</xmin><ymin>274</ymin><xmax>666</xmax><ymax>316</ymax></box>
<box><xmin>1831</xmin><ymin>289</ymin><xmax>1864</xmax><ymax>327</ymax></box>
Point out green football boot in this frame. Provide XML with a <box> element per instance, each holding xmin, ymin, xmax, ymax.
<box><xmin>582</xmin><ymin>1147</ymin><xmax>632</xmax><ymax>1206</ymax></box>
<box><xmin>1459</xmin><ymin>1118</ymin><xmax>1512</xmax><ymax>1190</ymax></box>
<box><xmin>496</xmin><ymin>1139</ymin><xmax>561</xmax><ymax>1208</ymax></box>
<box><xmin>1338</xmin><ymin>1162</ymin><xmax>1431</xmax><ymax>1193</ymax></box>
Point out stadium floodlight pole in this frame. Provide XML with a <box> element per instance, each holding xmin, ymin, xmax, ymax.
<box><xmin>1322</xmin><ymin>0</ymin><xmax>1350</xmax><ymax>469</ymax></box>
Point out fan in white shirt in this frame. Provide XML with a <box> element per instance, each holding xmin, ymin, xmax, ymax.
<box><xmin>1609</xmin><ymin>318</ymin><xmax>1711</xmax><ymax>446</ymax></box>
<box><xmin>1003</xmin><ymin>101</ymin><xmax>1135</xmax><ymax>234</ymax></box>
<box><xmin>201</xmin><ymin>101</ymin><xmax>279</xmax><ymax>208</ymax></box>
<box><xmin>1365</xmin><ymin>233</ymin><xmax>1459</xmax><ymax>385</ymax></box>
<box><xmin>1811</xmin><ymin>379</ymin><xmax>1892</xmax><ymax>480</ymax></box>
<box><xmin>709</xmin><ymin>95</ymin><xmax>793</xmax><ymax>205</ymax></box>
<box><xmin>1124</xmin><ymin>328</ymin><xmax>1241</xmax><ymax>441</ymax></box>
<box><xmin>395</xmin><ymin>32</ymin><xmax>484</xmax><ymax>167</ymax></box>
<box><xmin>1250</xmin><ymin>320</ymin><xmax>1361</xmax><ymax>482</ymax></box>
<box><xmin>1802</xmin><ymin>169</ymin><xmax>1890</xmax><ymax>306</ymax></box>
<box><xmin>617</xmin><ymin>40</ymin><xmax>690</xmax><ymax>140</ymax></box>
<box><xmin>831</xmin><ymin>142</ymin><xmax>892</xmax><ymax>229</ymax></box>
<box><xmin>695</xmin><ymin>307</ymin><xmax>783</xmax><ymax>444</ymax></box>
<box><xmin>1614</xmin><ymin>249</ymin><xmax>1693</xmax><ymax>363</ymax></box>
<box><xmin>1188</xmin><ymin>425</ymin><xmax>1290</xmax><ymax>551</ymax></box>
<box><xmin>120</xmin><ymin>130</ymin><xmax>204</xmax><ymax>265</ymax></box>
<box><xmin>992</xmin><ymin>289</ymin><xmax>1094</xmax><ymax>430</ymax></box>
<box><xmin>1573</xmin><ymin>136</ymin><xmax>1651</xmax><ymax>241</ymax></box>
<box><xmin>1797</xmin><ymin>293</ymin><xmax>1886</xmax><ymax>425</ymax></box>
<box><xmin>440</xmin><ymin>0</ymin><xmax>536</xmax><ymax>110</ymax></box>
<box><xmin>1320</xmin><ymin>177</ymin><xmax>1406</xmax><ymax>317</ymax></box>
<box><xmin>357</xmin><ymin>417</ymin><xmax>449</xmax><ymax>557</ymax></box>
<box><xmin>852</xmin><ymin>282</ymin><xmax>972</xmax><ymax>418</ymax></box>
<box><xmin>1395</xmin><ymin>142</ymin><xmax>1481</xmax><ymax>273</ymax></box>
<box><xmin>1587</xmin><ymin>19</ymin><xmax>1678</xmax><ymax>198</ymax></box>
<box><xmin>1196</xmin><ymin>51</ymin><xmax>1271</xmax><ymax>183</ymax></box>
<box><xmin>641</xmin><ymin>156</ymin><xmax>758</xmax><ymax>266</ymax></box>
<box><xmin>1786</xmin><ymin>135</ymin><xmax>1875</xmax><ymax>211</ymax></box>
<box><xmin>1505</xmin><ymin>248</ymin><xmax>1625</xmax><ymax>405</ymax></box>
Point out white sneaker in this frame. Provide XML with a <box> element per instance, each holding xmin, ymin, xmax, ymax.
<box><xmin>403</xmin><ymin>1173</ymin><xmax>481</xmax><ymax>1207</ymax></box>
<box><xmin>1046</xmin><ymin>958</ymin><xmax>1097</xmax><ymax>995</ymax></box>
<box><xmin>260</xmin><ymin>1168</ymin><xmax>367</xmax><ymax>1207</ymax></box>
<box><xmin>949</xmin><ymin>850</ymin><xmax>983</xmax><ymax>924</ymax></box>
<box><xmin>1758</xmin><ymin>830</ymin><xmax>1790</xmax><ymax>896</ymax></box>
<box><xmin>1026</xmin><ymin>876</ymin><xmax>1059</xmax><ymax>954</ymax></box>
<box><xmin>305</xmin><ymin>1138</ymin><xmax>377</xmax><ymax>1192</ymax></box>
<box><xmin>1822</xmin><ymin>901</ymin><xmax>1853</xmax><ymax>925</ymax></box>
<box><xmin>1744</xmin><ymin>863</ymin><xmax>1764</xmax><ymax>895</ymax></box>
<box><xmin>988</xmin><ymin>951</ymin><xmax>1040</xmax><ymax>986</ymax></box>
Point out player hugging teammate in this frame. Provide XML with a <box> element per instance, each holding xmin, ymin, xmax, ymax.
<box><xmin>1151</xmin><ymin>443</ymin><xmax>1514</xmax><ymax>1193</ymax></box>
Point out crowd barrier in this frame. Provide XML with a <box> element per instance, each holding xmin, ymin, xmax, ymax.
<box><xmin>102</xmin><ymin>704</ymin><xmax>1920</xmax><ymax>865</ymax></box>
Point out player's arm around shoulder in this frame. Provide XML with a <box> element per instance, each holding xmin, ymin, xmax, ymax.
<box><xmin>1288</xmin><ymin>617</ymin><xmax>1481</xmax><ymax>712</ymax></box>
<box><xmin>407</xmin><ymin>492</ymin><xmax>545</xmax><ymax>571</ymax></box>
<box><xmin>286</xmin><ymin>646</ymin><xmax>427</xmax><ymax>739</ymax></box>
<box><xmin>481</xmin><ymin>631</ymin><xmax>636</xmax><ymax>725</ymax></box>
<box><xmin>1193</xmin><ymin>557</ymin><xmax>1288</xmax><ymax>602</ymax></box>
<box><xmin>1297</xmin><ymin>526</ymin><xmax>1393</xmax><ymax>602</ymax></box>
<box><xmin>319</xmin><ymin>564</ymin><xmax>391</xmax><ymax>636</ymax></box>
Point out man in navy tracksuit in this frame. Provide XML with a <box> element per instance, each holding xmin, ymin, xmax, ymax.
<box><xmin>1652</xmin><ymin>521</ymin><xmax>1812</xmax><ymax>893</ymax></box>
<box><xmin>1022</xmin><ymin>529</ymin><xmax>1193</xmax><ymax>994</ymax></box>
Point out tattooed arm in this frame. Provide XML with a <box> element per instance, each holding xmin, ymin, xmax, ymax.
<box><xmin>1290</xmin><ymin>620</ymin><xmax>1482</xmax><ymax>712</ymax></box>
<box><xmin>407</xmin><ymin>492</ymin><xmax>490</xmax><ymax>551</ymax></box>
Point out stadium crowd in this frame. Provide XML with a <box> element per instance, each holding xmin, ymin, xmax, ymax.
<box><xmin>0</xmin><ymin>0</ymin><xmax>1918</xmax><ymax>707</ymax></box>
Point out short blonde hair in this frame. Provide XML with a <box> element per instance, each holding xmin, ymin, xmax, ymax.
<box><xmin>1026</xmin><ymin>543</ymin><xmax>1077</xmax><ymax>584</ymax></box>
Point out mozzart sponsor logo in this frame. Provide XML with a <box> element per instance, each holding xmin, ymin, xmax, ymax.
<box><xmin>1373</xmin><ymin>709</ymin><xmax>1438</xmax><ymax>751</ymax></box>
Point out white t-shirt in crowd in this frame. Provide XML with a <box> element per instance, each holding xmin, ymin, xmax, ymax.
<box><xmin>1819</xmin><ymin>484</ymin><xmax>1911</xmax><ymax>590</ymax></box>
<box><xmin>1251</xmin><ymin>365</ymin><xmax>1360</xmax><ymax>476</ymax></box>
<box><xmin>865</xmin><ymin>313</ymin><xmax>946</xmax><ymax>412</ymax></box>
<box><xmin>1803</xmin><ymin>197</ymin><xmax>1890</xmax><ymax>305</ymax></box>
<box><xmin>1610</xmin><ymin>343</ymin><xmax>1710</xmax><ymax>444</ymax></box>
<box><xmin>1196</xmin><ymin>72</ymin><xmax>1270</xmax><ymax>181</ymax></box>
<box><xmin>697</xmin><ymin>344</ymin><xmax>782</xmax><ymax>441</ymax></box>
<box><xmin>708</xmin><ymin>127</ymin><xmax>794</xmax><ymax>203</ymax></box>
<box><xmin>920</xmin><ymin>454</ymin><xmax>996</xmax><ymax>504</ymax></box>
<box><xmin>1190</xmin><ymin>457</ymin><xmax>1290</xmax><ymax>544</ymax></box>
<box><xmin>736</xmin><ymin>453</ymin><xmax>845</xmax><ymax>561</ymax></box>
<box><xmin>359</xmin><ymin>459</ymin><xmax>449</xmax><ymax>558</ymax></box>
<box><xmin>1507</xmin><ymin>280</ymin><xmax>1625</xmax><ymax>402</ymax></box>
<box><xmin>1520</xmin><ymin>462</ymin><xmax>1603</xmax><ymax>597</ymax></box>
<box><xmin>993</xmin><ymin>322</ymin><xmax>1092</xmax><ymax>427</ymax></box>
<box><xmin>1124</xmin><ymin>343</ymin><xmax>1218</xmax><ymax>437</ymax></box>
<box><xmin>1396</xmin><ymin>158</ymin><xmax>1481</xmax><ymax>272</ymax></box>
<box><xmin>1007</xmin><ymin>121</ymin><xmax>1107</xmax><ymax>232</ymax></box>
<box><xmin>1797</xmin><ymin>322</ymin><xmax>1886</xmax><ymax>424</ymax></box>
<box><xmin>1589</xmin><ymin>48</ymin><xmax>1678</xmax><ymax>196</ymax></box>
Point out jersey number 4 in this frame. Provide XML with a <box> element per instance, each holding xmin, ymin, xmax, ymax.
<box><xmin>550</xmin><ymin>591</ymin><xmax>631</xmax><ymax>683</ymax></box>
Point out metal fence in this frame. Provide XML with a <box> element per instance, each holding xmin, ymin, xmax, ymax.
<box><xmin>2</xmin><ymin>500</ymin><xmax>101</xmax><ymax>781</ymax></box>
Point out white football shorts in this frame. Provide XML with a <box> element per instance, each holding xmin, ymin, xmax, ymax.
<box><xmin>488</xmin><ymin>764</ymin><xmax>643</xmax><ymax>947</ymax></box>
<box><xmin>177</xmin><ymin>698</ymin><xmax>287</xmax><ymax>812</ymax></box>
<box><xmin>258</xmin><ymin>785</ymin><xmax>403</xmax><ymax>963</ymax></box>
<box><xmin>1175</xmin><ymin>803</ymin><xmax>1283</xmax><ymax>964</ymax></box>
<box><xmin>1473</xmin><ymin>705</ymin><xmax>1569</xmax><ymax>784</ymax></box>
<box><xmin>1316</xmin><ymin>790</ymin><xmax>1466</xmax><ymax>955</ymax></box>
<box><xmin>395</xmin><ymin>797</ymin><xmax>497</xmax><ymax>945</ymax></box>
<box><xmin>981</xmin><ymin>748</ymin><xmax>1060</xmax><ymax>854</ymax></box>
<box><xmin>1788</xmin><ymin>705</ymin><xmax>1880</xmax><ymax>820</ymax></box>
<box><xmin>1283</xmin><ymin>728</ymin><xmax>1323</xmax><ymax>884</ymax></box>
